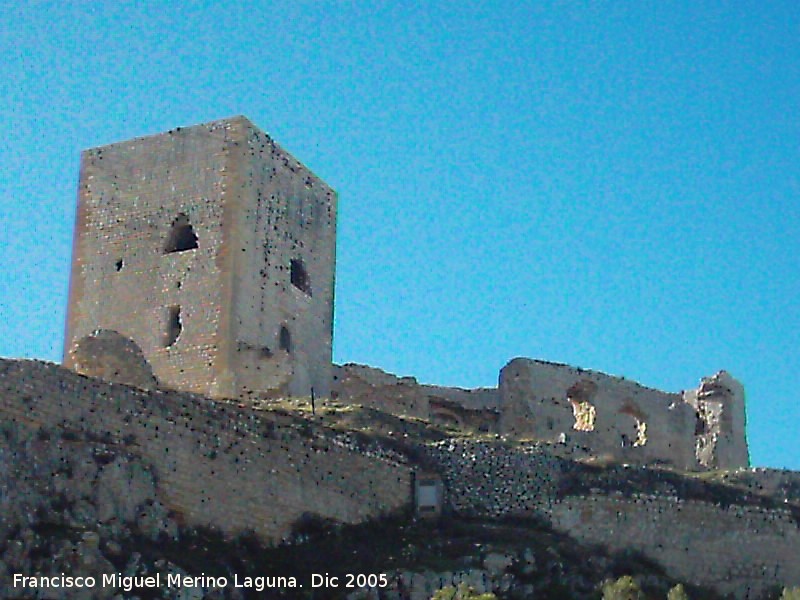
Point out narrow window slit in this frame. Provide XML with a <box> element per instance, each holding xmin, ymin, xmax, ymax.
<box><xmin>279</xmin><ymin>326</ymin><xmax>292</xmax><ymax>353</ymax></box>
<box><xmin>164</xmin><ymin>306</ymin><xmax>182</xmax><ymax>347</ymax></box>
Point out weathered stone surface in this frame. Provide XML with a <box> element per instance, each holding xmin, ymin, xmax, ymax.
<box><xmin>333</xmin><ymin>358</ymin><xmax>749</xmax><ymax>472</ymax></box>
<box><xmin>0</xmin><ymin>109</ymin><xmax>775</xmax><ymax>595</ymax></box>
<box><xmin>496</xmin><ymin>358</ymin><xmax>748</xmax><ymax>470</ymax></box>
<box><xmin>332</xmin><ymin>363</ymin><xmax>500</xmax><ymax>431</ymax></box>
<box><xmin>422</xmin><ymin>436</ymin><xmax>800</xmax><ymax>599</ymax></box>
<box><xmin>0</xmin><ymin>358</ymin><xmax>412</xmax><ymax>548</ymax></box>
<box><xmin>0</xmin><ymin>358</ymin><xmax>797</xmax><ymax>597</ymax></box>
<box><xmin>683</xmin><ymin>370</ymin><xmax>749</xmax><ymax>469</ymax></box>
<box><xmin>549</xmin><ymin>494</ymin><xmax>800</xmax><ymax>599</ymax></box>
<box><xmin>69</xmin><ymin>329</ymin><xmax>159</xmax><ymax>390</ymax></box>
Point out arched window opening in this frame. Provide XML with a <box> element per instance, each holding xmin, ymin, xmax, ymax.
<box><xmin>567</xmin><ymin>380</ymin><xmax>598</xmax><ymax>432</ymax></box>
<box><xmin>164</xmin><ymin>213</ymin><xmax>198</xmax><ymax>254</ymax></box>
<box><xmin>570</xmin><ymin>400</ymin><xmax>596</xmax><ymax>431</ymax></box>
<box><xmin>634</xmin><ymin>420</ymin><xmax>648</xmax><ymax>447</ymax></box>
<box><xmin>290</xmin><ymin>258</ymin><xmax>312</xmax><ymax>296</ymax></box>
<box><xmin>619</xmin><ymin>404</ymin><xmax>648</xmax><ymax>448</ymax></box>
<box><xmin>431</xmin><ymin>410</ymin><xmax>463</xmax><ymax>430</ymax></box>
<box><xmin>279</xmin><ymin>326</ymin><xmax>292</xmax><ymax>353</ymax></box>
<box><xmin>164</xmin><ymin>306</ymin><xmax>182</xmax><ymax>347</ymax></box>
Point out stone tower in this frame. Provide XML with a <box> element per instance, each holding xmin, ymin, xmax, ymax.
<box><xmin>63</xmin><ymin>116</ymin><xmax>337</xmax><ymax>400</ymax></box>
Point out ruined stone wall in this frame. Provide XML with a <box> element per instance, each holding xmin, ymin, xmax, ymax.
<box><xmin>498</xmin><ymin>358</ymin><xmax>748</xmax><ymax>470</ymax></box>
<box><xmin>0</xmin><ymin>360</ymin><xmax>795</xmax><ymax>597</ymax></box>
<box><xmin>332</xmin><ymin>364</ymin><xmax>500</xmax><ymax>431</ymax></box>
<box><xmin>721</xmin><ymin>468</ymin><xmax>800</xmax><ymax>503</ymax></box>
<box><xmin>683</xmin><ymin>370</ymin><xmax>749</xmax><ymax>469</ymax></box>
<box><xmin>69</xmin><ymin>329</ymin><xmax>159</xmax><ymax>391</ymax></box>
<box><xmin>0</xmin><ymin>359</ymin><xmax>411</xmax><ymax>543</ymax></box>
<box><xmin>332</xmin><ymin>364</ymin><xmax>431</xmax><ymax>419</ymax></box>
<box><xmin>334</xmin><ymin>359</ymin><xmax>748</xmax><ymax>470</ymax></box>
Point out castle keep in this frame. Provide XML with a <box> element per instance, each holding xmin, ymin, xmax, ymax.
<box><xmin>63</xmin><ymin>116</ymin><xmax>336</xmax><ymax>400</ymax></box>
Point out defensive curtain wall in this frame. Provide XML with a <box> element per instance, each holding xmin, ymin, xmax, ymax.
<box><xmin>425</xmin><ymin>439</ymin><xmax>800</xmax><ymax>599</ymax></box>
<box><xmin>333</xmin><ymin>358</ymin><xmax>748</xmax><ymax>471</ymax></box>
<box><xmin>331</xmin><ymin>363</ymin><xmax>501</xmax><ymax>433</ymax></box>
<box><xmin>0</xmin><ymin>359</ymin><xmax>411</xmax><ymax>544</ymax></box>
<box><xmin>2</xmin><ymin>358</ymin><xmax>798</xmax><ymax>597</ymax></box>
<box><xmin>70</xmin><ymin>340</ymin><xmax>747</xmax><ymax>474</ymax></box>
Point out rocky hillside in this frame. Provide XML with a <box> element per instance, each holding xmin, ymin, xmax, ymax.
<box><xmin>1</xmin><ymin>362</ymin><xmax>798</xmax><ymax>599</ymax></box>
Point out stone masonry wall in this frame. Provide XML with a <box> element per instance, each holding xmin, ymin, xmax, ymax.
<box><xmin>499</xmin><ymin>358</ymin><xmax>749</xmax><ymax>470</ymax></box>
<box><xmin>64</xmin><ymin>119</ymin><xmax>232</xmax><ymax>397</ymax></box>
<box><xmin>424</xmin><ymin>439</ymin><xmax>800</xmax><ymax>598</ymax></box>
<box><xmin>229</xmin><ymin>121</ymin><xmax>336</xmax><ymax>400</ymax></box>
<box><xmin>423</xmin><ymin>439</ymin><xmax>566</xmax><ymax>516</ymax></box>
<box><xmin>334</xmin><ymin>359</ymin><xmax>748</xmax><ymax>470</ymax></box>
<box><xmin>550</xmin><ymin>494</ymin><xmax>800</xmax><ymax>599</ymax></box>
<box><xmin>332</xmin><ymin>364</ymin><xmax>500</xmax><ymax>431</ymax></box>
<box><xmin>0</xmin><ymin>359</ymin><xmax>411</xmax><ymax>543</ymax></box>
<box><xmin>0</xmin><ymin>358</ymin><xmax>789</xmax><ymax>597</ymax></box>
<box><xmin>722</xmin><ymin>468</ymin><xmax>800</xmax><ymax>503</ymax></box>
<box><xmin>683</xmin><ymin>370</ymin><xmax>750</xmax><ymax>469</ymax></box>
<box><xmin>69</xmin><ymin>328</ymin><xmax>159</xmax><ymax>391</ymax></box>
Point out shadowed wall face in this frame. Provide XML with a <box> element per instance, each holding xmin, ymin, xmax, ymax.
<box><xmin>498</xmin><ymin>358</ymin><xmax>748</xmax><ymax>470</ymax></box>
<box><xmin>63</xmin><ymin>117</ymin><xmax>337</xmax><ymax>400</ymax></box>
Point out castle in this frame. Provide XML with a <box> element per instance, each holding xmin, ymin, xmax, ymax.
<box><xmin>62</xmin><ymin>116</ymin><xmax>748</xmax><ymax>473</ymax></box>
<box><xmin>2</xmin><ymin>116</ymin><xmax>796</xmax><ymax>599</ymax></box>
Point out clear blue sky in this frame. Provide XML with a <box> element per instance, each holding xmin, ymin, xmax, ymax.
<box><xmin>2</xmin><ymin>2</ymin><xmax>798</xmax><ymax>469</ymax></box>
